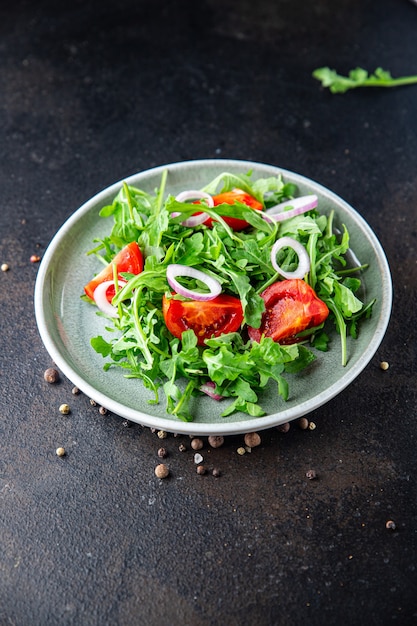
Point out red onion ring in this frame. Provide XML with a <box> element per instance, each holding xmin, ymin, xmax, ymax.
<box><xmin>174</xmin><ymin>190</ymin><xmax>214</xmax><ymax>227</ymax></box>
<box><xmin>93</xmin><ymin>279</ymin><xmax>127</xmax><ymax>317</ymax></box>
<box><xmin>199</xmin><ymin>381</ymin><xmax>224</xmax><ymax>401</ymax></box>
<box><xmin>266</xmin><ymin>195</ymin><xmax>318</xmax><ymax>222</ymax></box>
<box><xmin>166</xmin><ymin>264</ymin><xmax>222</xmax><ymax>301</ymax></box>
<box><xmin>270</xmin><ymin>237</ymin><xmax>311</xmax><ymax>279</ymax></box>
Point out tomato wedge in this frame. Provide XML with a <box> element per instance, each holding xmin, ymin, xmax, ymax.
<box><xmin>248</xmin><ymin>279</ymin><xmax>329</xmax><ymax>344</ymax></box>
<box><xmin>201</xmin><ymin>189</ymin><xmax>263</xmax><ymax>231</ymax></box>
<box><xmin>162</xmin><ymin>294</ymin><xmax>244</xmax><ymax>346</ymax></box>
<box><xmin>84</xmin><ymin>242</ymin><xmax>144</xmax><ymax>301</ymax></box>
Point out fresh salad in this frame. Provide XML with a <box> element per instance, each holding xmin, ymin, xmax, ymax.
<box><xmin>83</xmin><ymin>170</ymin><xmax>374</xmax><ymax>422</ymax></box>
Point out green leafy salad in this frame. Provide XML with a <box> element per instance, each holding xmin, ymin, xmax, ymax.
<box><xmin>84</xmin><ymin>170</ymin><xmax>374</xmax><ymax>422</ymax></box>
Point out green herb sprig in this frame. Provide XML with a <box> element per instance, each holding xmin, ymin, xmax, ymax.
<box><xmin>313</xmin><ymin>66</ymin><xmax>417</xmax><ymax>94</ymax></box>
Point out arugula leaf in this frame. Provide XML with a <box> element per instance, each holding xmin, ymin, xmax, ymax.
<box><xmin>333</xmin><ymin>281</ymin><xmax>363</xmax><ymax>318</ymax></box>
<box><xmin>222</xmin><ymin>397</ymin><xmax>265</xmax><ymax>418</ymax></box>
<box><xmin>90</xmin><ymin>335</ymin><xmax>113</xmax><ymax>357</ymax></box>
<box><xmin>202</xmin><ymin>172</ymin><xmax>261</xmax><ymax>199</ymax></box>
<box><xmin>311</xmin><ymin>331</ymin><xmax>330</xmax><ymax>353</ymax></box>
<box><xmin>313</xmin><ymin>66</ymin><xmax>417</xmax><ymax>94</ymax></box>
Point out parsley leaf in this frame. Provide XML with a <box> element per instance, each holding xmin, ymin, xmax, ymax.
<box><xmin>313</xmin><ymin>66</ymin><xmax>417</xmax><ymax>94</ymax></box>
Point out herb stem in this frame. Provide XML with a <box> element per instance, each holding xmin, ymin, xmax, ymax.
<box><xmin>313</xmin><ymin>66</ymin><xmax>417</xmax><ymax>94</ymax></box>
<box><xmin>112</xmin><ymin>262</ymin><xmax>124</xmax><ymax>319</ymax></box>
<box><xmin>307</xmin><ymin>233</ymin><xmax>318</xmax><ymax>289</ymax></box>
<box><xmin>256</xmin><ymin>271</ymin><xmax>280</xmax><ymax>294</ymax></box>
<box><xmin>362</xmin><ymin>76</ymin><xmax>417</xmax><ymax>88</ymax></box>
<box><xmin>172</xmin><ymin>379</ymin><xmax>196</xmax><ymax>420</ymax></box>
<box><xmin>337</xmin><ymin>264</ymin><xmax>369</xmax><ymax>276</ymax></box>
<box><xmin>86</xmin><ymin>243</ymin><xmax>106</xmax><ymax>258</ymax></box>
<box><xmin>132</xmin><ymin>287</ymin><xmax>154</xmax><ymax>369</ymax></box>
<box><xmin>326</xmin><ymin>210</ymin><xmax>335</xmax><ymax>239</ymax></box>
<box><xmin>156</xmin><ymin>169</ymin><xmax>168</xmax><ymax>214</ymax></box>
<box><xmin>325</xmin><ymin>299</ymin><xmax>347</xmax><ymax>366</ymax></box>
<box><xmin>123</xmin><ymin>182</ymin><xmax>135</xmax><ymax>222</ymax></box>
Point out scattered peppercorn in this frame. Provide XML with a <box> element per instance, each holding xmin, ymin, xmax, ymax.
<box><xmin>208</xmin><ymin>435</ymin><xmax>224</xmax><ymax>448</ymax></box>
<box><xmin>178</xmin><ymin>443</ymin><xmax>187</xmax><ymax>452</ymax></box>
<box><xmin>385</xmin><ymin>520</ymin><xmax>396</xmax><ymax>530</ymax></box>
<box><xmin>308</xmin><ymin>421</ymin><xmax>316</xmax><ymax>431</ymax></box>
<box><xmin>89</xmin><ymin>398</ymin><xmax>97</xmax><ymax>406</ymax></box>
<box><xmin>277</xmin><ymin>422</ymin><xmax>290</xmax><ymax>433</ymax></box>
<box><xmin>191</xmin><ymin>438</ymin><xmax>203</xmax><ymax>450</ymax></box>
<box><xmin>59</xmin><ymin>403</ymin><xmax>70</xmax><ymax>415</ymax></box>
<box><xmin>196</xmin><ymin>465</ymin><xmax>206</xmax><ymax>475</ymax></box>
<box><xmin>306</xmin><ymin>469</ymin><xmax>317</xmax><ymax>480</ymax></box>
<box><xmin>71</xmin><ymin>386</ymin><xmax>80</xmax><ymax>395</ymax></box>
<box><xmin>157</xmin><ymin>430</ymin><xmax>167</xmax><ymax>439</ymax></box>
<box><xmin>237</xmin><ymin>447</ymin><xmax>246</xmax><ymax>456</ymax></box>
<box><xmin>56</xmin><ymin>447</ymin><xmax>66</xmax><ymax>457</ymax></box>
<box><xmin>99</xmin><ymin>406</ymin><xmax>107</xmax><ymax>415</ymax></box>
<box><xmin>1</xmin><ymin>263</ymin><xmax>9</xmax><ymax>272</ymax></box>
<box><xmin>212</xmin><ymin>467</ymin><xmax>221</xmax><ymax>478</ymax></box>
<box><xmin>244</xmin><ymin>432</ymin><xmax>261</xmax><ymax>448</ymax></box>
<box><xmin>380</xmin><ymin>361</ymin><xmax>389</xmax><ymax>371</ymax></box>
<box><xmin>155</xmin><ymin>463</ymin><xmax>169</xmax><ymax>479</ymax></box>
<box><xmin>43</xmin><ymin>367</ymin><xmax>60</xmax><ymax>383</ymax></box>
<box><xmin>157</xmin><ymin>447</ymin><xmax>168</xmax><ymax>458</ymax></box>
<box><xmin>298</xmin><ymin>417</ymin><xmax>309</xmax><ymax>430</ymax></box>
<box><xmin>30</xmin><ymin>254</ymin><xmax>41</xmax><ymax>263</ymax></box>
<box><xmin>122</xmin><ymin>420</ymin><xmax>132</xmax><ymax>428</ymax></box>
<box><xmin>194</xmin><ymin>453</ymin><xmax>204</xmax><ymax>464</ymax></box>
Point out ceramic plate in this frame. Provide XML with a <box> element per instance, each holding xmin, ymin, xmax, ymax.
<box><xmin>34</xmin><ymin>159</ymin><xmax>392</xmax><ymax>435</ymax></box>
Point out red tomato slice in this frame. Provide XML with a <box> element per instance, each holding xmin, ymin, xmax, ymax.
<box><xmin>84</xmin><ymin>242</ymin><xmax>144</xmax><ymax>301</ymax></box>
<box><xmin>162</xmin><ymin>293</ymin><xmax>244</xmax><ymax>346</ymax></box>
<box><xmin>198</xmin><ymin>189</ymin><xmax>263</xmax><ymax>231</ymax></box>
<box><xmin>248</xmin><ymin>279</ymin><xmax>329</xmax><ymax>344</ymax></box>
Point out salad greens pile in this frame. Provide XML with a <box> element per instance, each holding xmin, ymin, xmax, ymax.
<box><xmin>313</xmin><ymin>66</ymin><xmax>417</xmax><ymax>94</ymax></box>
<box><xmin>85</xmin><ymin>170</ymin><xmax>374</xmax><ymax>422</ymax></box>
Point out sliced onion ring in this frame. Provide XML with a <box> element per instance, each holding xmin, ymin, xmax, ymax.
<box><xmin>179</xmin><ymin>212</ymin><xmax>210</xmax><ymax>227</ymax></box>
<box><xmin>270</xmin><ymin>237</ymin><xmax>311</xmax><ymax>279</ymax></box>
<box><xmin>93</xmin><ymin>279</ymin><xmax>127</xmax><ymax>317</ymax></box>
<box><xmin>175</xmin><ymin>189</ymin><xmax>214</xmax><ymax>206</ymax></box>
<box><xmin>174</xmin><ymin>189</ymin><xmax>214</xmax><ymax>227</ymax></box>
<box><xmin>266</xmin><ymin>195</ymin><xmax>318</xmax><ymax>222</ymax></box>
<box><xmin>166</xmin><ymin>264</ymin><xmax>222</xmax><ymax>301</ymax></box>
<box><xmin>199</xmin><ymin>381</ymin><xmax>224</xmax><ymax>401</ymax></box>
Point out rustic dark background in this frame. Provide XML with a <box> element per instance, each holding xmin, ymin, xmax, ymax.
<box><xmin>1</xmin><ymin>0</ymin><xmax>417</xmax><ymax>624</ymax></box>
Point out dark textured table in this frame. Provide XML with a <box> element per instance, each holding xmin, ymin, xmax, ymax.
<box><xmin>1</xmin><ymin>1</ymin><xmax>417</xmax><ymax>624</ymax></box>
